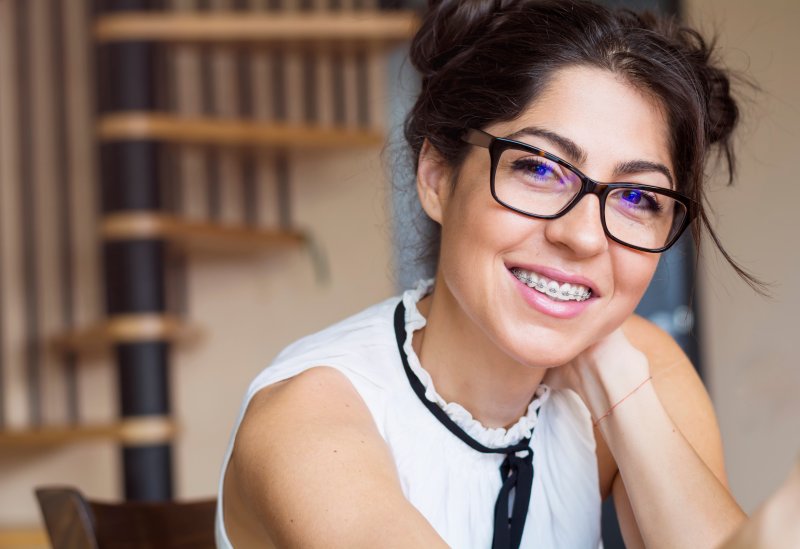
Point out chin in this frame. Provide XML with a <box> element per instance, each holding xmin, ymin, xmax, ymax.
<box><xmin>501</xmin><ymin>325</ymin><xmax>591</xmax><ymax>369</ymax></box>
<box><xmin>520</xmin><ymin>347</ymin><xmax>581</xmax><ymax>369</ymax></box>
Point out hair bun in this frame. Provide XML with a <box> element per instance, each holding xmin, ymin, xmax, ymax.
<box><xmin>704</xmin><ymin>64</ymin><xmax>739</xmax><ymax>146</ymax></box>
<box><xmin>410</xmin><ymin>0</ymin><xmax>501</xmax><ymax>78</ymax></box>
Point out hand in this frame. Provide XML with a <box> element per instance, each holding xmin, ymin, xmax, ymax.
<box><xmin>543</xmin><ymin>326</ymin><xmax>652</xmax><ymax>423</ymax></box>
<box><xmin>719</xmin><ymin>457</ymin><xmax>800</xmax><ymax>548</ymax></box>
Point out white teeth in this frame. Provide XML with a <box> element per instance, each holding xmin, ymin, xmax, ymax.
<box><xmin>511</xmin><ymin>267</ymin><xmax>592</xmax><ymax>302</ymax></box>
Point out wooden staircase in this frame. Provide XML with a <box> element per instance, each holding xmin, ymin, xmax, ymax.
<box><xmin>0</xmin><ymin>1</ymin><xmax>417</xmax><ymax>541</ymax></box>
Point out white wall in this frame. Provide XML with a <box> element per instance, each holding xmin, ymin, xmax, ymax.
<box><xmin>686</xmin><ymin>0</ymin><xmax>800</xmax><ymax>512</ymax></box>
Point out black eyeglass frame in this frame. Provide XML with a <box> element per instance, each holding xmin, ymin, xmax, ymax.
<box><xmin>462</xmin><ymin>128</ymin><xmax>697</xmax><ymax>253</ymax></box>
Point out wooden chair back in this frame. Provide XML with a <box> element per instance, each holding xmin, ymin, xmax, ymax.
<box><xmin>35</xmin><ymin>487</ymin><xmax>217</xmax><ymax>549</ymax></box>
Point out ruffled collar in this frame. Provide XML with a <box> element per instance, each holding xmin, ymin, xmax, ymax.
<box><xmin>401</xmin><ymin>279</ymin><xmax>550</xmax><ymax>449</ymax></box>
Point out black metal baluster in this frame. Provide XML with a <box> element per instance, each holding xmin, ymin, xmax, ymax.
<box><xmin>97</xmin><ymin>0</ymin><xmax>173</xmax><ymax>501</ymax></box>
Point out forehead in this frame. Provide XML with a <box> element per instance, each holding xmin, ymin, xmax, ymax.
<box><xmin>488</xmin><ymin>66</ymin><xmax>673</xmax><ymax>175</ymax></box>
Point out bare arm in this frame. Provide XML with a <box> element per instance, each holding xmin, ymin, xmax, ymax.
<box><xmin>548</xmin><ymin>316</ymin><xmax>745</xmax><ymax>548</ymax></box>
<box><xmin>222</xmin><ymin>366</ymin><xmax>449</xmax><ymax>548</ymax></box>
<box><xmin>609</xmin><ymin>316</ymin><xmax>741</xmax><ymax>548</ymax></box>
<box><xmin>720</xmin><ymin>457</ymin><xmax>800</xmax><ymax>549</ymax></box>
<box><xmin>612</xmin><ymin>317</ymin><xmax>745</xmax><ymax>547</ymax></box>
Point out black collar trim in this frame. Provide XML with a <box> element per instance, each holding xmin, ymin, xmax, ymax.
<box><xmin>393</xmin><ymin>300</ymin><xmax>537</xmax><ymax>549</ymax></box>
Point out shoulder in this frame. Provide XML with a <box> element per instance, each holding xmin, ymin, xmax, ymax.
<box><xmin>622</xmin><ymin>313</ymin><xmax>689</xmax><ymax>372</ymax></box>
<box><xmin>223</xmin><ymin>368</ymin><xmax>391</xmax><ymax>545</ymax></box>
<box><xmin>241</xmin><ymin>366</ymin><xmax>381</xmax><ymax>443</ymax></box>
<box><xmin>223</xmin><ymin>366</ymin><xmax>446</xmax><ymax>547</ymax></box>
<box><xmin>233</xmin><ymin>367</ymin><xmax>389</xmax><ymax>495</ymax></box>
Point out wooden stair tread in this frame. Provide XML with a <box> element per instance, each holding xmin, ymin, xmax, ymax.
<box><xmin>94</xmin><ymin>11</ymin><xmax>419</xmax><ymax>44</ymax></box>
<box><xmin>51</xmin><ymin>314</ymin><xmax>202</xmax><ymax>355</ymax></box>
<box><xmin>0</xmin><ymin>528</ymin><xmax>47</xmax><ymax>548</ymax></box>
<box><xmin>0</xmin><ymin>418</ymin><xmax>177</xmax><ymax>448</ymax></box>
<box><xmin>101</xmin><ymin>213</ymin><xmax>306</xmax><ymax>253</ymax></box>
<box><xmin>97</xmin><ymin>113</ymin><xmax>384</xmax><ymax>147</ymax></box>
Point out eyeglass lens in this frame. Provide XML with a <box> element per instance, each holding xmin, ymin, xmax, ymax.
<box><xmin>494</xmin><ymin>147</ymin><xmax>687</xmax><ymax>250</ymax></box>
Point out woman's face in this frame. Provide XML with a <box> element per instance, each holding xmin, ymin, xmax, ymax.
<box><xmin>418</xmin><ymin>66</ymin><xmax>673</xmax><ymax>367</ymax></box>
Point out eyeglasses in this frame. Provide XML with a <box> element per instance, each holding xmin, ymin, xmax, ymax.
<box><xmin>462</xmin><ymin>128</ymin><xmax>696</xmax><ymax>253</ymax></box>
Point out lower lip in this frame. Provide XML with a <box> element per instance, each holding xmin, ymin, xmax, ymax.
<box><xmin>508</xmin><ymin>269</ymin><xmax>596</xmax><ymax>319</ymax></box>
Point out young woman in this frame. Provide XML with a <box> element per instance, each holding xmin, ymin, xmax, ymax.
<box><xmin>216</xmin><ymin>1</ymin><xmax>755</xmax><ymax>547</ymax></box>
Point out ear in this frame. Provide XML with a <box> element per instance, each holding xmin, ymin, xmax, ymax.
<box><xmin>416</xmin><ymin>139</ymin><xmax>452</xmax><ymax>225</ymax></box>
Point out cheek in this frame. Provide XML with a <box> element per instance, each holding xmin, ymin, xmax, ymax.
<box><xmin>439</xmin><ymin>181</ymin><xmax>493</xmax><ymax>260</ymax></box>
<box><xmin>611</xmin><ymin>249</ymin><xmax>660</xmax><ymax>308</ymax></box>
<box><xmin>438</xmin><ymin>187</ymin><xmax>534</xmax><ymax>289</ymax></box>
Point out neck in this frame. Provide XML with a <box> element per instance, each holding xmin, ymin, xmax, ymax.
<box><xmin>413</xmin><ymin>276</ymin><xmax>546</xmax><ymax>430</ymax></box>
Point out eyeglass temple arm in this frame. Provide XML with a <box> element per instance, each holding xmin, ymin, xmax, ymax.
<box><xmin>462</xmin><ymin>128</ymin><xmax>494</xmax><ymax>149</ymax></box>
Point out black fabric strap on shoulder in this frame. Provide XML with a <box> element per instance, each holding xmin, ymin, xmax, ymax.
<box><xmin>393</xmin><ymin>300</ymin><xmax>537</xmax><ymax>549</ymax></box>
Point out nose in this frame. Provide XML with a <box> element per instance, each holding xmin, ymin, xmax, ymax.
<box><xmin>543</xmin><ymin>195</ymin><xmax>608</xmax><ymax>258</ymax></box>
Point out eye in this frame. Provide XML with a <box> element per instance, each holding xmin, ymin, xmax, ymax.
<box><xmin>531</xmin><ymin>162</ymin><xmax>551</xmax><ymax>177</ymax></box>
<box><xmin>499</xmin><ymin>151</ymin><xmax>581</xmax><ymax>197</ymax></box>
<box><xmin>613</xmin><ymin>188</ymin><xmax>663</xmax><ymax>215</ymax></box>
<box><xmin>621</xmin><ymin>189</ymin><xmax>643</xmax><ymax>205</ymax></box>
<box><xmin>510</xmin><ymin>158</ymin><xmax>559</xmax><ymax>181</ymax></box>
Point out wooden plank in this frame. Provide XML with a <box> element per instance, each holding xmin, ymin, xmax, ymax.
<box><xmin>97</xmin><ymin>112</ymin><xmax>384</xmax><ymax>147</ymax></box>
<box><xmin>100</xmin><ymin>212</ymin><xmax>306</xmax><ymax>254</ymax></box>
<box><xmin>0</xmin><ymin>528</ymin><xmax>47</xmax><ymax>549</ymax></box>
<box><xmin>51</xmin><ymin>314</ymin><xmax>203</xmax><ymax>356</ymax></box>
<box><xmin>93</xmin><ymin>12</ymin><xmax>419</xmax><ymax>44</ymax></box>
<box><xmin>0</xmin><ymin>416</ymin><xmax>177</xmax><ymax>447</ymax></box>
<box><xmin>0</xmin><ymin>424</ymin><xmax>120</xmax><ymax>446</ymax></box>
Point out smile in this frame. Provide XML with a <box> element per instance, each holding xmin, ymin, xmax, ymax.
<box><xmin>510</xmin><ymin>267</ymin><xmax>592</xmax><ymax>302</ymax></box>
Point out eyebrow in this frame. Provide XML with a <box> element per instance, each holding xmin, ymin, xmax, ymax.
<box><xmin>507</xmin><ymin>127</ymin><xmax>588</xmax><ymax>165</ymax></box>
<box><xmin>615</xmin><ymin>160</ymin><xmax>675</xmax><ymax>188</ymax></box>
<box><xmin>504</xmin><ymin>126</ymin><xmax>675</xmax><ymax>188</ymax></box>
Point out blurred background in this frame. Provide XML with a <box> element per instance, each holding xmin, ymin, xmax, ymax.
<box><xmin>0</xmin><ymin>0</ymin><xmax>796</xmax><ymax>547</ymax></box>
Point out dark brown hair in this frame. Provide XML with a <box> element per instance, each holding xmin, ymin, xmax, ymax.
<box><xmin>402</xmin><ymin>0</ymin><xmax>763</xmax><ymax>291</ymax></box>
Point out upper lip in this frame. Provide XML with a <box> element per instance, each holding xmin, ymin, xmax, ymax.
<box><xmin>507</xmin><ymin>262</ymin><xmax>602</xmax><ymax>297</ymax></box>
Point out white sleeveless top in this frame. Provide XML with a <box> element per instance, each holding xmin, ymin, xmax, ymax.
<box><xmin>216</xmin><ymin>281</ymin><xmax>602</xmax><ymax>548</ymax></box>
